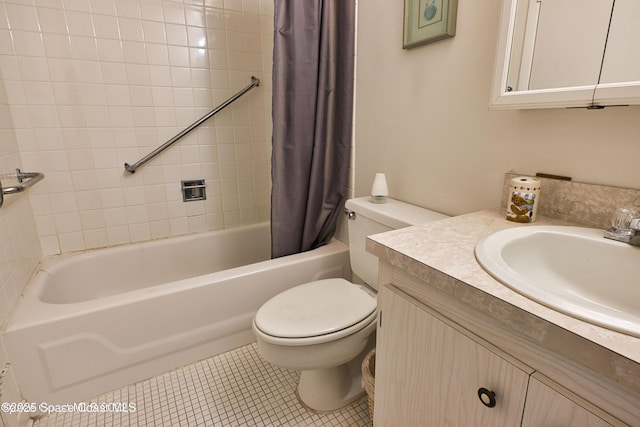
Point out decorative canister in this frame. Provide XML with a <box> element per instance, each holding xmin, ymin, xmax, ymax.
<box><xmin>506</xmin><ymin>176</ymin><xmax>541</xmax><ymax>223</ymax></box>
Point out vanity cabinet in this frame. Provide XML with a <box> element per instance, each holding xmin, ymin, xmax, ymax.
<box><xmin>374</xmin><ymin>284</ymin><xmax>621</xmax><ymax>427</ymax></box>
<box><xmin>374</xmin><ymin>285</ymin><xmax>530</xmax><ymax>426</ymax></box>
<box><xmin>522</xmin><ymin>378</ymin><xmax>614</xmax><ymax>427</ymax></box>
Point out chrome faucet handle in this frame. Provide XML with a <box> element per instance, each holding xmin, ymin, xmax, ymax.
<box><xmin>612</xmin><ymin>207</ymin><xmax>640</xmax><ymax>230</ymax></box>
<box><xmin>604</xmin><ymin>207</ymin><xmax>640</xmax><ymax>243</ymax></box>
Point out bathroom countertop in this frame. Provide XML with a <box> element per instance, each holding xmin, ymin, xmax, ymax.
<box><xmin>366</xmin><ymin>208</ymin><xmax>640</xmax><ymax>390</ymax></box>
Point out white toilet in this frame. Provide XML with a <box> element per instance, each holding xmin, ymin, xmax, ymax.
<box><xmin>252</xmin><ymin>196</ymin><xmax>448</xmax><ymax>412</ymax></box>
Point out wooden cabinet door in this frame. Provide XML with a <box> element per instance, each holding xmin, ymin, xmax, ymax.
<box><xmin>374</xmin><ymin>285</ymin><xmax>529</xmax><ymax>427</ymax></box>
<box><xmin>522</xmin><ymin>377</ymin><xmax>615</xmax><ymax>427</ymax></box>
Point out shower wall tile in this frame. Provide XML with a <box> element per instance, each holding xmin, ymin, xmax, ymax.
<box><xmin>0</xmin><ymin>85</ymin><xmax>41</xmax><ymax>333</ymax></box>
<box><xmin>0</xmin><ymin>0</ymin><xmax>273</xmax><ymax>255</ymax></box>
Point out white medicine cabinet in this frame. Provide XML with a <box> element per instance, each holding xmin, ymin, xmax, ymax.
<box><xmin>491</xmin><ymin>0</ymin><xmax>640</xmax><ymax>109</ymax></box>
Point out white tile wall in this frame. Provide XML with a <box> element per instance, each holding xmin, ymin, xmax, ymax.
<box><xmin>0</xmin><ymin>0</ymin><xmax>274</xmax><ymax>256</ymax></box>
<box><xmin>0</xmin><ymin>84</ymin><xmax>41</xmax><ymax>328</ymax></box>
<box><xmin>0</xmin><ymin>65</ymin><xmax>41</xmax><ymax>427</ymax></box>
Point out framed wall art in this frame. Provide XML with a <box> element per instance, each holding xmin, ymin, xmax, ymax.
<box><xmin>403</xmin><ymin>0</ymin><xmax>458</xmax><ymax>49</ymax></box>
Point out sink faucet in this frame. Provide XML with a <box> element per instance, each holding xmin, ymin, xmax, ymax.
<box><xmin>603</xmin><ymin>207</ymin><xmax>640</xmax><ymax>246</ymax></box>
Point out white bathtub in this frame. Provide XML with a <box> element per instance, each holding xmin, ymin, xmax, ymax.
<box><xmin>4</xmin><ymin>223</ymin><xmax>351</xmax><ymax>405</ymax></box>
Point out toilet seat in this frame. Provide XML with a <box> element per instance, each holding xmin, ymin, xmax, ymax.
<box><xmin>254</xmin><ymin>278</ymin><xmax>376</xmax><ymax>344</ymax></box>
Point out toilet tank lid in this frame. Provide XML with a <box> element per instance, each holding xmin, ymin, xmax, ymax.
<box><xmin>345</xmin><ymin>196</ymin><xmax>449</xmax><ymax>228</ymax></box>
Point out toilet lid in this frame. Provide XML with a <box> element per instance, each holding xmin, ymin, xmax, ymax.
<box><xmin>254</xmin><ymin>278</ymin><xmax>376</xmax><ymax>339</ymax></box>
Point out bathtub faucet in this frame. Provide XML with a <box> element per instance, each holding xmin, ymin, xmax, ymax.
<box><xmin>603</xmin><ymin>207</ymin><xmax>640</xmax><ymax>246</ymax></box>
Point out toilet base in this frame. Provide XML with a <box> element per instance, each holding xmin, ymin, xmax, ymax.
<box><xmin>295</xmin><ymin>340</ymin><xmax>373</xmax><ymax>412</ymax></box>
<box><xmin>296</xmin><ymin>362</ymin><xmax>365</xmax><ymax>412</ymax></box>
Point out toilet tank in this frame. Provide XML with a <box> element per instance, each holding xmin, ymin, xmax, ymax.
<box><xmin>344</xmin><ymin>196</ymin><xmax>449</xmax><ymax>290</ymax></box>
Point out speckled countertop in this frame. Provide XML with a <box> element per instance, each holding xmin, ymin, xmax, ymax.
<box><xmin>366</xmin><ymin>208</ymin><xmax>640</xmax><ymax>368</ymax></box>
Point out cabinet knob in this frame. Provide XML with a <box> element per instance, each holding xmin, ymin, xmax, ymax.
<box><xmin>477</xmin><ymin>387</ymin><xmax>496</xmax><ymax>408</ymax></box>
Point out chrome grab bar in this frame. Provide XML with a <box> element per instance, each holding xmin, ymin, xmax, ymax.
<box><xmin>0</xmin><ymin>169</ymin><xmax>45</xmax><ymax>208</ymax></box>
<box><xmin>124</xmin><ymin>76</ymin><xmax>261</xmax><ymax>173</ymax></box>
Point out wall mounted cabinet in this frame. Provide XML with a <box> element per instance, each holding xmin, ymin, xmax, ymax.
<box><xmin>491</xmin><ymin>0</ymin><xmax>640</xmax><ymax>109</ymax></box>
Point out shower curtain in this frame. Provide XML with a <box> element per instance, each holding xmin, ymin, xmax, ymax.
<box><xmin>271</xmin><ymin>0</ymin><xmax>356</xmax><ymax>259</ymax></box>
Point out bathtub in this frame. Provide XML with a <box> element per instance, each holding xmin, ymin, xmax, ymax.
<box><xmin>4</xmin><ymin>223</ymin><xmax>351</xmax><ymax>405</ymax></box>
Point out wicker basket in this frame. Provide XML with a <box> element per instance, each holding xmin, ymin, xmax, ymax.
<box><xmin>362</xmin><ymin>348</ymin><xmax>376</xmax><ymax>425</ymax></box>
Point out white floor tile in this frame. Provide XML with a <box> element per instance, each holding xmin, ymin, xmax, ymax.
<box><xmin>32</xmin><ymin>344</ymin><xmax>371</xmax><ymax>427</ymax></box>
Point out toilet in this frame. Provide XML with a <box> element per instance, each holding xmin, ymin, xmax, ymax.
<box><xmin>252</xmin><ymin>196</ymin><xmax>448</xmax><ymax>412</ymax></box>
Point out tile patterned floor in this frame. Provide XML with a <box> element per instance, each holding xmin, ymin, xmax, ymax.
<box><xmin>32</xmin><ymin>344</ymin><xmax>371</xmax><ymax>427</ymax></box>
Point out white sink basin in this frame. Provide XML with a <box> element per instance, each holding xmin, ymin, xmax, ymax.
<box><xmin>475</xmin><ymin>226</ymin><xmax>640</xmax><ymax>337</ymax></box>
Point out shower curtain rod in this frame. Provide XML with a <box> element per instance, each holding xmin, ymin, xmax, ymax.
<box><xmin>124</xmin><ymin>76</ymin><xmax>260</xmax><ymax>173</ymax></box>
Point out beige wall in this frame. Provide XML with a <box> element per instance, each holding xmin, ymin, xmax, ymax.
<box><xmin>355</xmin><ymin>0</ymin><xmax>640</xmax><ymax>216</ymax></box>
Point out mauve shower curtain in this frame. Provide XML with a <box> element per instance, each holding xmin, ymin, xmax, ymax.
<box><xmin>271</xmin><ymin>0</ymin><xmax>356</xmax><ymax>259</ymax></box>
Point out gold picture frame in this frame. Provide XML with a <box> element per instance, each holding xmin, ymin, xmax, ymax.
<box><xmin>403</xmin><ymin>0</ymin><xmax>458</xmax><ymax>49</ymax></box>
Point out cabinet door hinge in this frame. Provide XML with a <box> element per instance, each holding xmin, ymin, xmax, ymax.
<box><xmin>378</xmin><ymin>311</ymin><xmax>383</xmax><ymax>328</ymax></box>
